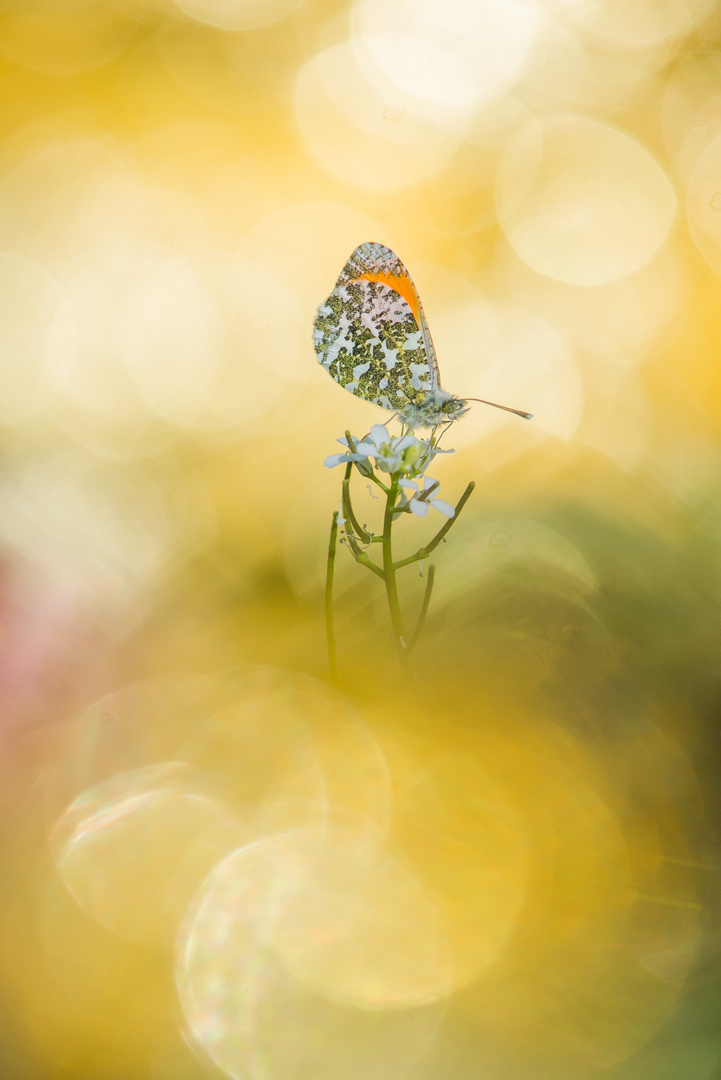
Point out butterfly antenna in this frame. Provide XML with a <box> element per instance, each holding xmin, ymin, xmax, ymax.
<box><xmin>467</xmin><ymin>398</ymin><xmax>533</xmax><ymax>420</ymax></box>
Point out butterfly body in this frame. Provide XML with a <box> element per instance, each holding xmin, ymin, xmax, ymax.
<box><xmin>314</xmin><ymin>242</ymin><xmax>469</xmax><ymax>429</ymax></box>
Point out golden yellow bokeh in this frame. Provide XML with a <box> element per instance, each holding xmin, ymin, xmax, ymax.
<box><xmin>0</xmin><ymin>2</ymin><xmax>720</xmax><ymax>1078</ymax></box>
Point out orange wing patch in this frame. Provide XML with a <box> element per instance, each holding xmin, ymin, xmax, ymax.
<box><xmin>353</xmin><ymin>269</ymin><xmax>421</xmax><ymax>326</ymax></box>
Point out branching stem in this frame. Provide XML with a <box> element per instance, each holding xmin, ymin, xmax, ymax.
<box><xmin>345</xmin><ymin>532</ymin><xmax>384</xmax><ymax>578</ymax></box>
<box><xmin>393</xmin><ymin>481</ymin><xmax>475</xmax><ymax>569</ymax></box>
<box><xmin>325</xmin><ymin>434</ymin><xmax>475</xmax><ymax>678</ymax></box>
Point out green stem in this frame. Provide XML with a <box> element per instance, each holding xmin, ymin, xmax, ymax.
<box><xmin>409</xmin><ymin>563</ymin><xmax>435</xmax><ymax>650</ymax></box>
<box><xmin>325</xmin><ymin>510</ymin><xmax>339</xmax><ymax>686</ymax></box>
<box><xmin>345</xmin><ymin>532</ymin><xmax>384</xmax><ymax>578</ymax></box>
<box><xmin>393</xmin><ymin>481</ymin><xmax>475</xmax><ymax>570</ymax></box>
<box><xmin>366</xmin><ymin>472</ymin><xmax>390</xmax><ymax>495</ymax></box>
<box><xmin>341</xmin><ymin>464</ymin><xmax>371</xmax><ymax>544</ymax></box>
<box><xmin>382</xmin><ymin>475</ymin><xmax>410</xmax><ymax>670</ymax></box>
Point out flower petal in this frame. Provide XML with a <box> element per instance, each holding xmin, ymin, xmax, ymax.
<box><xmin>399</xmin><ymin>479</ymin><xmax>419</xmax><ymax>491</ymax></box>
<box><xmin>409</xmin><ymin>498</ymin><xmax>430</xmax><ymax>517</ymax></box>
<box><xmin>324</xmin><ymin>453</ymin><xmax>350</xmax><ymax>468</ymax></box>
<box><xmin>430</xmin><ymin>498</ymin><xmax>455</xmax><ymax>518</ymax></box>
<box><xmin>338</xmin><ymin>436</ymin><xmax>375</xmax><ymax>458</ymax></box>
<box><xmin>368</xmin><ymin>424</ymin><xmax>390</xmax><ymax>448</ymax></box>
<box><xmin>351</xmin><ymin>442</ymin><xmax>377</xmax><ymax>458</ymax></box>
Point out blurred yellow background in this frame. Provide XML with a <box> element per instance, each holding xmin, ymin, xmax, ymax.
<box><xmin>0</xmin><ymin>1</ymin><xmax>720</xmax><ymax>1077</ymax></box>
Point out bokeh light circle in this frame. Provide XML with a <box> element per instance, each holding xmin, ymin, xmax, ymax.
<box><xmin>518</xmin><ymin>16</ymin><xmax>656</xmax><ymax>117</ymax></box>
<box><xmin>0</xmin><ymin>451</ymin><xmax>201</xmax><ymax>607</ymax></box>
<box><xmin>497</xmin><ymin>116</ymin><xmax>678</xmax><ymax>285</ymax></box>
<box><xmin>295</xmin><ymin>40</ymin><xmax>470</xmax><ymax>191</ymax></box>
<box><xmin>558</xmin><ymin>0</ymin><xmax>715</xmax><ymax>48</ymax></box>
<box><xmin>355</xmin><ymin>0</ymin><xmax>541</xmax><ymax>109</ymax></box>
<box><xmin>268</xmin><ymin>833</ymin><xmax>452</xmax><ymax>1008</ymax></box>
<box><xmin>0</xmin><ymin>253</ymin><xmax>75</xmax><ymax>425</ymax></box>
<box><xmin>177</xmin><ymin>829</ymin><xmax>446</xmax><ymax>1080</ymax></box>
<box><xmin>121</xmin><ymin>252</ymin><xmax>305</xmax><ymax>431</ymax></box>
<box><xmin>50</xmin><ymin>762</ymin><xmax>241</xmax><ymax>947</ymax></box>
<box><xmin>687</xmin><ymin>133</ymin><xmax>721</xmax><ymax>278</ymax></box>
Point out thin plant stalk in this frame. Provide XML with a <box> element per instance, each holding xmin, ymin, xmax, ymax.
<box><xmin>342</xmin><ymin>471</ymin><xmax>371</xmax><ymax>544</ymax></box>
<box><xmin>409</xmin><ymin>563</ymin><xmax>435</xmax><ymax>649</ymax></box>
<box><xmin>381</xmin><ymin>475</ymin><xmax>410</xmax><ymax>670</ymax></box>
<box><xmin>325</xmin><ymin>510</ymin><xmax>339</xmax><ymax>686</ymax></box>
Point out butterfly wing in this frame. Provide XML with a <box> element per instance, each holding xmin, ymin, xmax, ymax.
<box><xmin>314</xmin><ymin>243</ymin><xmax>440</xmax><ymax>414</ymax></box>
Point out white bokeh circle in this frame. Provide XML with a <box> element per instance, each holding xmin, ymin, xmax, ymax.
<box><xmin>354</xmin><ymin>0</ymin><xmax>541</xmax><ymax>109</ymax></box>
<box><xmin>177</xmin><ymin>830</ymin><xmax>447</xmax><ymax>1080</ymax></box>
<box><xmin>687</xmin><ymin>133</ymin><xmax>721</xmax><ymax>278</ymax></box>
<box><xmin>295</xmin><ymin>40</ymin><xmax>470</xmax><ymax>192</ymax></box>
<box><xmin>497</xmin><ymin>116</ymin><xmax>677</xmax><ymax>286</ymax></box>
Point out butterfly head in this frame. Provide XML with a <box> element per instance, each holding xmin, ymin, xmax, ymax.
<box><xmin>399</xmin><ymin>389</ymin><xmax>470</xmax><ymax>430</ymax></box>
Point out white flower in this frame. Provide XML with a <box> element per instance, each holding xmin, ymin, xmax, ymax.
<box><xmin>399</xmin><ymin>476</ymin><xmax>455</xmax><ymax>518</ymax></box>
<box><xmin>324</xmin><ymin>425</ymin><xmax>454</xmax><ymax>478</ymax></box>
<box><xmin>323</xmin><ymin>439</ymin><xmax>376</xmax><ymax>470</ymax></box>
<box><xmin>363</xmin><ymin>425</ymin><xmax>417</xmax><ymax>473</ymax></box>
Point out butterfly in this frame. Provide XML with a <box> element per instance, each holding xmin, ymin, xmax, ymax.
<box><xmin>313</xmin><ymin>242</ymin><xmax>532</xmax><ymax>429</ymax></box>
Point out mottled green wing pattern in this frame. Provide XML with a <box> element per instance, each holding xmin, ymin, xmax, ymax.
<box><xmin>313</xmin><ymin>243</ymin><xmax>436</xmax><ymax>414</ymax></box>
